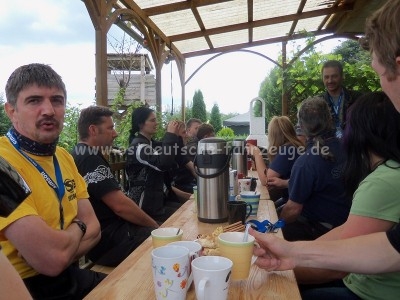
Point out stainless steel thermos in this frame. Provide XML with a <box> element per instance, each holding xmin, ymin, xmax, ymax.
<box><xmin>194</xmin><ymin>138</ymin><xmax>231</xmax><ymax>223</ymax></box>
<box><xmin>231</xmin><ymin>139</ymin><xmax>248</xmax><ymax>177</ymax></box>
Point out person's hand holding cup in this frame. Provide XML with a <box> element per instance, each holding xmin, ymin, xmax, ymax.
<box><xmin>245</xmin><ymin>141</ymin><xmax>259</xmax><ymax>163</ymax></box>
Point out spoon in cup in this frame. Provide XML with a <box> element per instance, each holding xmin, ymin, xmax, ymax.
<box><xmin>242</xmin><ymin>223</ymin><xmax>251</xmax><ymax>242</ymax></box>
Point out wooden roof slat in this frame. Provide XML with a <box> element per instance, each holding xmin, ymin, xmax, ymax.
<box><xmin>143</xmin><ymin>0</ymin><xmax>234</xmax><ymax>16</ymax></box>
<box><xmin>169</xmin><ymin>4</ymin><xmax>353</xmax><ymax>42</ymax></box>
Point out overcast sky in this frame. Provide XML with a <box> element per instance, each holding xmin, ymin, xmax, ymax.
<box><xmin>0</xmin><ymin>0</ymin><xmax>341</xmax><ymax>115</ymax></box>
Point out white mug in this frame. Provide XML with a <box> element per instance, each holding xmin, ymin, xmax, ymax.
<box><xmin>169</xmin><ymin>240</ymin><xmax>202</xmax><ymax>272</ymax></box>
<box><xmin>238</xmin><ymin>178</ymin><xmax>252</xmax><ymax>193</ymax></box>
<box><xmin>192</xmin><ymin>256</ymin><xmax>233</xmax><ymax>300</ymax></box>
<box><xmin>151</xmin><ymin>245</ymin><xmax>192</xmax><ymax>300</ymax></box>
<box><xmin>168</xmin><ymin>240</ymin><xmax>202</xmax><ymax>260</ymax></box>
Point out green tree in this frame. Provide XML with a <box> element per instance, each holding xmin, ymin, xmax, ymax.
<box><xmin>58</xmin><ymin>104</ymin><xmax>81</xmax><ymax>152</ymax></box>
<box><xmin>259</xmin><ymin>69</ymin><xmax>282</xmax><ymax>122</ymax></box>
<box><xmin>112</xmin><ymin>100</ymin><xmax>167</xmax><ymax>149</ymax></box>
<box><xmin>191</xmin><ymin>90</ymin><xmax>207</xmax><ymax>122</ymax></box>
<box><xmin>333</xmin><ymin>40</ymin><xmax>381</xmax><ymax>92</ymax></box>
<box><xmin>333</xmin><ymin>40</ymin><xmax>368</xmax><ymax>64</ymax></box>
<box><xmin>184</xmin><ymin>105</ymin><xmax>192</xmax><ymax>121</ymax></box>
<box><xmin>0</xmin><ymin>95</ymin><xmax>12</xmax><ymax>136</ymax></box>
<box><xmin>209</xmin><ymin>104</ymin><xmax>222</xmax><ymax>133</ymax></box>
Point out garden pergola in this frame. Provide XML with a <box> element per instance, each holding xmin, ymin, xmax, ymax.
<box><xmin>82</xmin><ymin>0</ymin><xmax>387</xmax><ymax>118</ymax></box>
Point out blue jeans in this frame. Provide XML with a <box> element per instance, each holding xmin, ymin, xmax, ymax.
<box><xmin>300</xmin><ymin>280</ymin><xmax>361</xmax><ymax>300</ymax></box>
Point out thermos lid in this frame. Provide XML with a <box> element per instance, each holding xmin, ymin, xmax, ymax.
<box><xmin>198</xmin><ymin>137</ymin><xmax>228</xmax><ymax>155</ymax></box>
<box><xmin>198</xmin><ymin>137</ymin><xmax>225</xmax><ymax>143</ymax></box>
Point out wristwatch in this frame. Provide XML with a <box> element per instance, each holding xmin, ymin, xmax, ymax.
<box><xmin>71</xmin><ymin>219</ymin><xmax>87</xmax><ymax>236</ymax></box>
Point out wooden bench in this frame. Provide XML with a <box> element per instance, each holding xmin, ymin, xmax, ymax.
<box><xmin>79</xmin><ymin>256</ymin><xmax>114</xmax><ymax>274</ymax></box>
<box><xmin>91</xmin><ymin>264</ymin><xmax>114</xmax><ymax>274</ymax></box>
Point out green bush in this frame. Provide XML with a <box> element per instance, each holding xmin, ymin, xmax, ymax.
<box><xmin>216</xmin><ymin>127</ymin><xmax>234</xmax><ymax>139</ymax></box>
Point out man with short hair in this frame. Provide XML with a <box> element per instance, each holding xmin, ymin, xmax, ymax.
<box><xmin>186</xmin><ymin>123</ymin><xmax>215</xmax><ymax>161</ymax></box>
<box><xmin>0</xmin><ymin>63</ymin><xmax>106</xmax><ymax>299</ymax></box>
<box><xmin>196</xmin><ymin>123</ymin><xmax>215</xmax><ymax>140</ymax></box>
<box><xmin>320</xmin><ymin>60</ymin><xmax>362</xmax><ymax>138</ymax></box>
<box><xmin>186</xmin><ymin>118</ymin><xmax>202</xmax><ymax>142</ymax></box>
<box><xmin>72</xmin><ymin>106</ymin><xmax>159</xmax><ymax>267</ymax></box>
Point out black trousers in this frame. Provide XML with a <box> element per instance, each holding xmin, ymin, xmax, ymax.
<box><xmin>23</xmin><ymin>265</ymin><xmax>106</xmax><ymax>300</ymax></box>
<box><xmin>88</xmin><ymin>220</ymin><xmax>156</xmax><ymax>267</ymax></box>
<box><xmin>281</xmin><ymin>218</ymin><xmax>331</xmax><ymax>241</ymax></box>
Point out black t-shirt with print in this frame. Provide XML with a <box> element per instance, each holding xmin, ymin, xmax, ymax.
<box><xmin>71</xmin><ymin>143</ymin><xmax>120</xmax><ymax>226</ymax></box>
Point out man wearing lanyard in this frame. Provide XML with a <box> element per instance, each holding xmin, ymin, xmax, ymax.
<box><xmin>320</xmin><ymin>60</ymin><xmax>362</xmax><ymax>138</ymax></box>
<box><xmin>0</xmin><ymin>63</ymin><xmax>106</xmax><ymax>299</ymax></box>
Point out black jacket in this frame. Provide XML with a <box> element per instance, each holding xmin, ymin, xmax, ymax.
<box><xmin>125</xmin><ymin>133</ymin><xmax>188</xmax><ymax>217</ymax></box>
<box><xmin>320</xmin><ymin>87</ymin><xmax>362</xmax><ymax>130</ymax></box>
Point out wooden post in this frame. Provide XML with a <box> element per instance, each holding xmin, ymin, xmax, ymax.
<box><xmin>281</xmin><ymin>41</ymin><xmax>288</xmax><ymax>116</ymax></box>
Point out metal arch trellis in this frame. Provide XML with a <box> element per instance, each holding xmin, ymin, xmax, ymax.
<box><xmin>184</xmin><ymin>34</ymin><xmax>359</xmax><ymax>116</ymax></box>
<box><xmin>184</xmin><ymin>49</ymin><xmax>282</xmax><ymax>86</ymax></box>
<box><xmin>185</xmin><ymin>32</ymin><xmax>359</xmax><ymax>86</ymax></box>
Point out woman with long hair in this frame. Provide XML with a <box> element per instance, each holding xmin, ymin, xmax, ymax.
<box><xmin>295</xmin><ymin>92</ymin><xmax>400</xmax><ymax>300</ymax></box>
<box><xmin>278</xmin><ymin>97</ymin><xmax>351</xmax><ymax>241</ymax></box>
<box><xmin>248</xmin><ymin>116</ymin><xmax>304</xmax><ymax>203</ymax></box>
<box><xmin>125</xmin><ymin>106</ymin><xmax>183</xmax><ymax>223</ymax></box>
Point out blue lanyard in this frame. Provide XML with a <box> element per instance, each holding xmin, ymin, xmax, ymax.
<box><xmin>7</xmin><ymin>130</ymin><xmax>66</xmax><ymax>229</ymax></box>
<box><xmin>328</xmin><ymin>91</ymin><xmax>343</xmax><ymax>118</ymax></box>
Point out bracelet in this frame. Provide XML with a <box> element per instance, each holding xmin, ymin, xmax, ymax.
<box><xmin>71</xmin><ymin>219</ymin><xmax>87</xmax><ymax>236</ymax></box>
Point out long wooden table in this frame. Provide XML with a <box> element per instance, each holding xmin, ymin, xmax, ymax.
<box><xmin>84</xmin><ymin>198</ymin><xmax>301</xmax><ymax>299</ymax></box>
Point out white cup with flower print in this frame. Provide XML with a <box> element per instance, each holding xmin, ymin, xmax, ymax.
<box><xmin>151</xmin><ymin>245</ymin><xmax>193</xmax><ymax>300</ymax></box>
<box><xmin>238</xmin><ymin>178</ymin><xmax>252</xmax><ymax>194</ymax></box>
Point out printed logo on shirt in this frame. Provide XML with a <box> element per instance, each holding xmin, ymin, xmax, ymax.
<box><xmin>331</xmin><ymin>163</ymin><xmax>344</xmax><ymax>179</ymax></box>
<box><xmin>83</xmin><ymin>165</ymin><xmax>114</xmax><ymax>184</ymax></box>
<box><xmin>64</xmin><ymin>179</ymin><xmax>76</xmax><ymax>192</ymax></box>
<box><xmin>64</xmin><ymin>179</ymin><xmax>77</xmax><ymax>201</ymax></box>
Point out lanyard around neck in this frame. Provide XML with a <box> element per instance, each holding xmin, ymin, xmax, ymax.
<box><xmin>7</xmin><ymin>130</ymin><xmax>66</xmax><ymax>229</ymax></box>
<box><xmin>328</xmin><ymin>91</ymin><xmax>344</xmax><ymax>117</ymax></box>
